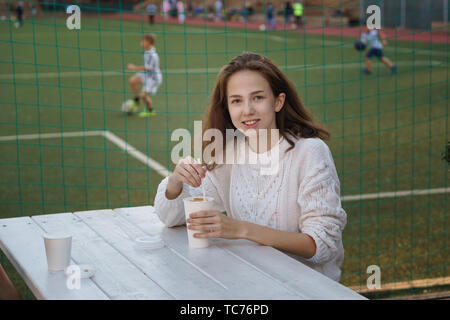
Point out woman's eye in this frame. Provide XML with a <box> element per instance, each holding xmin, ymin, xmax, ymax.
<box><xmin>231</xmin><ymin>99</ymin><xmax>241</xmax><ymax>104</ymax></box>
<box><xmin>254</xmin><ymin>96</ymin><xmax>264</xmax><ymax>101</ymax></box>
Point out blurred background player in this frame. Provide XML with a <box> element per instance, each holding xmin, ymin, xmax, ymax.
<box><xmin>127</xmin><ymin>34</ymin><xmax>162</xmax><ymax>117</ymax></box>
<box><xmin>162</xmin><ymin>0</ymin><xmax>170</xmax><ymax>21</ymax></box>
<box><xmin>15</xmin><ymin>1</ymin><xmax>25</xmax><ymax>27</ymax></box>
<box><xmin>31</xmin><ymin>3</ymin><xmax>37</xmax><ymax>18</ymax></box>
<box><xmin>293</xmin><ymin>0</ymin><xmax>303</xmax><ymax>28</ymax></box>
<box><xmin>146</xmin><ymin>2</ymin><xmax>156</xmax><ymax>25</ymax></box>
<box><xmin>284</xmin><ymin>1</ymin><xmax>293</xmax><ymax>27</ymax></box>
<box><xmin>266</xmin><ymin>2</ymin><xmax>276</xmax><ymax>30</ymax></box>
<box><xmin>177</xmin><ymin>0</ymin><xmax>185</xmax><ymax>24</ymax></box>
<box><xmin>214</xmin><ymin>0</ymin><xmax>223</xmax><ymax>22</ymax></box>
<box><xmin>361</xmin><ymin>26</ymin><xmax>397</xmax><ymax>75</ymax></box>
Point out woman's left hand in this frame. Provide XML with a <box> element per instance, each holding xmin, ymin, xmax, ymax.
<box><xmin>187</xmin><ymin>211</ymin><xmax>245</xmax><ymax>240</ymax></box>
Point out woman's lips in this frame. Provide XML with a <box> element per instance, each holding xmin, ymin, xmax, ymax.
<box><xmin>242</xmin><ymin>119</ymin><xmax>260</xmax><ymax>129</ymax></box>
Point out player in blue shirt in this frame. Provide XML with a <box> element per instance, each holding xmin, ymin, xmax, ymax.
<box><xmin>146</xmin><ymin>3</ymin><xmax>156</xmax><ymax>25</ymax></box>
<box><xmin>361</xmin><ymin>26</ymin><xmax>396</xmax><ymax>75</ymax></box>
<box><xmin>266</xmin><ymin>3</ymin><xmax>276</xmax><ymax>30</ymax></box>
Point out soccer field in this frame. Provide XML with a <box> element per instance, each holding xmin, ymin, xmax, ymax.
<box><xmin>0</xmin><ymin>16</ymin><xmax>448</xmax><ymax>297</ymax></box>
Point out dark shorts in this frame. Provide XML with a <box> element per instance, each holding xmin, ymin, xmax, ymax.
<box><xmin>366</xmin><ymin>48</ymin><xmax>384</xmax><ymax>59</ymax></box>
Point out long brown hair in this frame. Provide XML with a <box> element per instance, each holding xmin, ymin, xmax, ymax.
<box><xmin>202</xmin><ymin>52</ymin><xmax>330</xmax><ymax>170</ymax></box>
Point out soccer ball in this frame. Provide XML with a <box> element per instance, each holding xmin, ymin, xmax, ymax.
<box><xmin>354</xmin><ymin>40</ymin><xmax>367</xmax><ymax>51</ymax></box>
<box><xmin>121</xmin><ymin>99</ymin><xmax>136</xmax><ymax>113</ymax></box>
<box><xmin>259</xmin><ymin>24</ymin><xmax>266</xmax><ymax>31</ymax></box>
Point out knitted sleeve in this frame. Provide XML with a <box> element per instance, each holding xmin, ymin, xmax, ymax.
<box><xmin>297</xmin><ymin>139</ymin><xmax>347</xmax><ymax>265</ymax></box>
<box><xmin>154</xmin><ymin>171</ymin><xmax>225</xmax><ymax>227</ymax></box>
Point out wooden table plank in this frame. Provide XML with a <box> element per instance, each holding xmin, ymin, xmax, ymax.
<box><xmin>215</xmin><ymin>239</ymin><xmax>366</xmax><ymax>300</ymax></box>
<box><xmin>32</xmin><ymin>212</ymin><xmax>172</xmax><ymax>300</ymax></box>
<box><xmin>75</xmin><ymin>209</ymin><xmax>236</xmax><ymax>299</ymax></box>
<box><xmin>115</xmin><ymin>206</ymin><xmax>306</xmax><ymax>300</ymax></box>
<box><xmin>0</xmin><ymin>216</ymin><xmax>109</xmax><ymax>300</ymax></box>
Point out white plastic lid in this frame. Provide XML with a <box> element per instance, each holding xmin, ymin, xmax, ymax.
<box><xmin>135</xmin><ymin>235</ymin><xmax>165</xmax><ymax>250</ymax></box>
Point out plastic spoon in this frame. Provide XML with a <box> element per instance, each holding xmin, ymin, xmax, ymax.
<box><xmin>197</xmin><ymin>158</ymin><xmax>206</xmax><ymax>199</ymax></box>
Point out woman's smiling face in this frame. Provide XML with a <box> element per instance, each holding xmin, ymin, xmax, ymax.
<box><xmin>226</xmin><ymin>70</ymin><xmax>285</xmax><ymax>134</ymax></box>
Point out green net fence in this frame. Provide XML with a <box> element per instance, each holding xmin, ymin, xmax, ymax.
<box><xmin>0</xmin><ymin>0</ymin><xmax>448</xmax><ymax>299</ymax></box>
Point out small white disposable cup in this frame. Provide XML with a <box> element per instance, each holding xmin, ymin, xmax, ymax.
<box><xmin>43</xmin><ymin>233</ymin><xmax>72</xmax><ymax>272</ymax></box>
<box><xmin>183</xmin><ymin>196</ymin><xmax>215</xmax><ymax>249</ymax></box>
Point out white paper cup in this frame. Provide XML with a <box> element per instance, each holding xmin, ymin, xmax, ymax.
<box><xmin>43</xmin><ymin>233</ymin><xmax>72</xmax><ymax>272</ymax></box>
<box><xmin>183</xmin><ymin>196</ymin><xmax>215</xmax><ymax>249</ymax></box>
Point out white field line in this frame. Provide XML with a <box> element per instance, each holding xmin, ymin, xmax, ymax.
<box><xmin>0</xmin><ymin>130</ymin><xmax>105</xmax><ymax>141</ymax></box>
<box><xmin>102</xmin><ymin>130</ymin><xmax>170</xmax><ymax>177</ymax></box>
<box><xmin>0</xmin><ymin>130</ymin><xmax>170</xmax><ymax>177</ymax></box>
<box><xmin>0</xmin><ymin>130</ymin><xmax>448</xmax><ymax>200</ymax></box>
<box><xmin>341</xmin><ymin>187</ymin><xmax>450</xmax><ymax>202</ymax></box>
<box><xmin>0</xmin><ymin>60</ymin><xmax>446</xmax><ymax>80</ymax></box>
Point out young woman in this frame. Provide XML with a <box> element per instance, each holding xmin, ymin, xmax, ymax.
<box><xmin>154</xmin><ymin>52</ymin><xmax>347</xmax><ymax>282</ymax></box>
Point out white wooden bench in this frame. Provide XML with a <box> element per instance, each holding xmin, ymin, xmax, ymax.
<box><xmin>0</xmin><ymin>206</ymin><xmax>366</xmax><ymax>300</ymax></box>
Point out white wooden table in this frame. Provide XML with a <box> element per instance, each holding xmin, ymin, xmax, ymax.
<box><xmin>0</xmin><ymin>206</ymin><xmax>366</xmax><ymax>300</ymax></box>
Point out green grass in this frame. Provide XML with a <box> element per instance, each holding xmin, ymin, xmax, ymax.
<box><xmin>0</xmin><ymin>15</ymin><xmax>448</xmax><ymax>299</ymax></box>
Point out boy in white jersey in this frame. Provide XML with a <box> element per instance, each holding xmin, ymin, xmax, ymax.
<box><xmin>127</xmin><ymin>34</ymin><xmax>162</xmax><ymax>117</ymax></box>
<box><xmin>361</xmin><ymin>26</ymin><xmax>396</xmax><ymax>75</ymax></box>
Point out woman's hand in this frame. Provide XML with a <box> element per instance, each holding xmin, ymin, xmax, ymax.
<box><xmin>171</xmin><ymin>156</ymin><xmax>206</xmax><ymax>188</ymax></box>
<box><xmin>187</xmin><ymin>210</ymin><xmax>246</xmax><ymax>240</ymax></box>
<box><xmin>165</xmin><ymin>156</ymin><xmax>206</xmax><ymax>199</ymax></box>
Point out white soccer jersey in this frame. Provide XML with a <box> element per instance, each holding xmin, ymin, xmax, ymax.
<box><xmin>143</xmin><ymin>48</ymin><xmax>162</xmax><ymax>82</ymax></box>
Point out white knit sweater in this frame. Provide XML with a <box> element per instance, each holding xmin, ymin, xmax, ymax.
<box><xmin>154</xmin><ymin>135</ymin><xmax>347</xmax><ymax>282</ymax></box>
